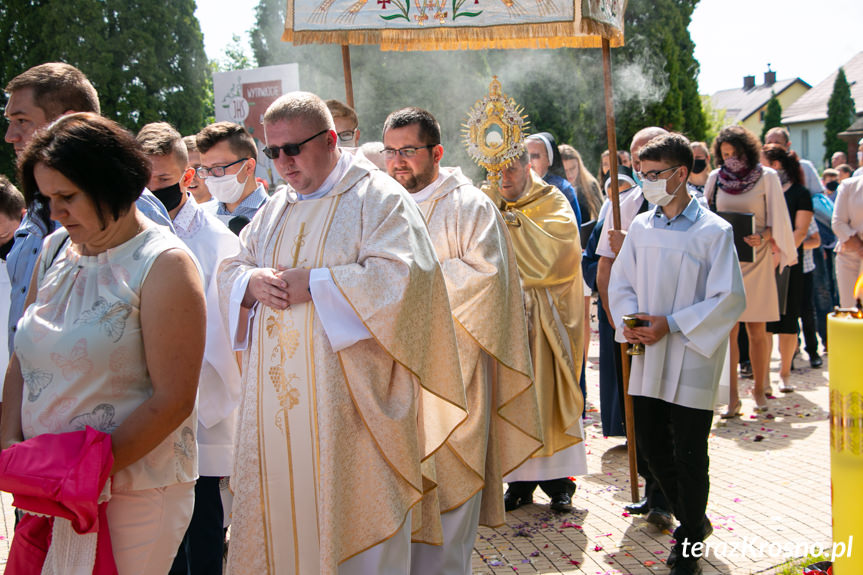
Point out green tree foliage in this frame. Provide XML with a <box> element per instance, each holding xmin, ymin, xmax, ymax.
<box><xmin>247</xmin><ymin>0</ymin><xmax>706</xmax><ymax>179</ymax></box>
<box><xmin>760</xmin><ymin>92</ymin><xmax>783</xmax><ymax>142</ymax></box>
<box><xmin>823</xmin><ymin>67</ymin><xmax>857</xmax><ymax>165</ymax></box>
<box><xmin>614</xmin><ymin>0</ymin><xmax>706</xmax><ymax>149</ymax></box>
<box><xmin>0</xmin><ymin>0</ymin><xmax>210</xmax><ymax>178</ymax></box>
<box><xmin>218</xmin><ymin>34</ymin><xmax>257</xmax><ymax>72</ymax></box>
<box><xmin>700</xmin><ymin>95</ymin><xmax>727</xmax><ymax>145</ymax></box>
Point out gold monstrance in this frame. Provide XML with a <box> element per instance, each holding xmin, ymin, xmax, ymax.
<box><xmin>462</xmin><ymin>77</ymin><xmax>529</xmax><ymax>193</ymax></box>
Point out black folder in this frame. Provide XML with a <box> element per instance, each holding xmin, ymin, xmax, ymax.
<box><xmin>717</xmin><ymin>211</ymin><xmax>755</xmax><ymax>263</ymax></box>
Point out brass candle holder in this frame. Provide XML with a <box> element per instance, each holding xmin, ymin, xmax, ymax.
<box><xmin>621</xmin><ymin>314</ymin><xmax>647</xmax><ymax>356</ymax></box>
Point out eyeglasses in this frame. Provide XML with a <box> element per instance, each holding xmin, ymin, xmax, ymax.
<box><xmin>263</xmin><ymin>129</ymin><xmax>329</xmax><ymax>159</ymax></box>
<box><xmin>382</xmin><ymin>145</ymin><xmax>435</xmax><ymax>159</ymax></box>
<box><xmin>196</xmin><ymin>157</ymin><xmax>250</xmax><ymax>179</ymax></box>
<box><xmin>337</xmin><ymin>129</ymin><xmax>357</xmax><ymax>143</ymax></box>
<box><xmin>636</xmin><ymin>165</ymin><xmax>681</xmax><ymax>182</ymax></box>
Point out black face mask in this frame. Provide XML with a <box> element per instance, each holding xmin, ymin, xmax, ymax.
<box><xmin>0</xmin><ymin>237</ymin><xmax>13</xmax><ymax>261</ymax></box>
<box><xmin>825</xmin><ymin>181</ymin><xmax>839</xmax><ymax>192</ymax></box>
<box><xmin>152</xmin><ymin>182</ymin><xmax>183</xmax><ymax>212</ymax></box>
<box><xmin>691</xmin><ymin>159</ymin><xmax>707</xmax><ymax>175</ymax></box>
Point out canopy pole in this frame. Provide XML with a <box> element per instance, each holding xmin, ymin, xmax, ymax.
<box><xmin>602</xmin><ymin>37</ymin><xmax>639</xmax><ymax>504</ymax></box>
<box><xmin>341</xmin><ymin>45</ymin><xmax>355</xmax><ymax>109</ymax></box>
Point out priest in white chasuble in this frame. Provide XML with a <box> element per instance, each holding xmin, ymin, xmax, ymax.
<box><xmin>383</xmin><ymin>108</ymin><xmax>542</xmax><ymax>575</ymax></box>
<box><xmin>218</xmin><ymin>92</ymin><xmax>467</xmax><ymax>575</ymax></box>
<box><xmin>483</xmin><ymin>150</ymin><xmax>587</xmax><ymax>514</ymax></box>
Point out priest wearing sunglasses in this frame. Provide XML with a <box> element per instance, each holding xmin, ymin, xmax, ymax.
<box><xmin>218</xmin><ymin>91</ymin><xmax>467</xmax><ymax>575</ymax></box>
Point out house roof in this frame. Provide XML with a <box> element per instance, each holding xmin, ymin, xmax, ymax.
<box><xmin>783</xmin><ymin>51</ymin><xmax>863</xmax><ymax>124</ymax></box>
<box><xmin>838</xmin><ymin>115</ymin><xmax>863</xmax><ymax>137</ymax></box>
<box><xmin>711</xmin><ymin>78</ymin><xmax>809</xmax><ymax>123</ymax></box>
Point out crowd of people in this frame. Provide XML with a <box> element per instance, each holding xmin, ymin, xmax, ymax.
<box><xmin>0</xmin><ymin>60</ymin><xmax>861</xmax><ymax>575</ymax></box>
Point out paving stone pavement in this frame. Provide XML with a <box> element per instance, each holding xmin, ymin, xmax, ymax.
<box><xmin>0</xmin><ymin>314</ymin><xmax>834</xmax><ymax>574</ymax></box>
<box><xmin>470</xmin><ymin>324</ymin><xmax>832</xmax><ymax>575</ymax></box>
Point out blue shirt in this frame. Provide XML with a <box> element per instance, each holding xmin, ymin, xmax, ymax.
<box><xmin>137</xmin><ymin>189</ymin><xmax>175</xmax><ymax>230</ymax></box>
<box><xmin>543</xmin><ymin>172</ymin><xmax>582</xmax><ymax>226</ymax></box>
<box><xmin>649</xmin><ymin>195</ymin><xmax>702</xmax><ymax>232</ymax></box>
<box><xmin>647</xmin><ymin>197</ymin><xmax>703</xmax><ymax>332</ymax></box>
<box><xmin>216</xmin><ymin>184</ymin><xmax>269</xmax><ymax>221</ymax></box>
<box><xmin>6</xmin><ymin>190</ymin><xmax>174</xmax><ymax>357</ymax></box>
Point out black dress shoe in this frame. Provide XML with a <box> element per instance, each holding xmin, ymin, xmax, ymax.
<box><xmin>668</xmin><ymin>517</ymin><xmax>713</xmax><ymax>567</ymax></box>
<box><xmin>810</xmin><ymin>353</ymin><xmax>823</xmax><ymax>368</ymax></box>
<box><xmin>645</xmin><ymin>508</ymin><xmax>674</xmax><ymax>532</ymax></box>
<box><xmin>504</xmin><ymin>490</ymin><xmax>532</xmax><ymax>511</ymax></box>
<box><xmin>670</xmin><ymin>558</ymin><xmax>702</xmax><ymax>574</ymax></box>
<box><xmin>624</xmin><ymin>497</ymin><xmax>650</xmax><ymax>515</ymax></box>
<box><xmin>549</xmin><ymin>492</ymin><xmax>573</xmax><ymax>512</ymax></box>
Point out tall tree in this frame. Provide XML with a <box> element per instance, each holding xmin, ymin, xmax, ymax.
<box><xmin>823</xmin><ymin>67</ymin><xmax>857</xmax><ymax>165</ymax></box>
<box><xmin>0</xmin><ymin>0</ymin><xmax>210</xmax><ymax>178</ymax></box>
<box><xmin>761</xmin><ymin>92</ymin><xmax>783</xmax><ymax>142</ymax></box>
<box><xmin>614</xmin><ymin>0</ymin><xmax>706</xmax><ymax>149</ymax></box>
<box><xmin>219</xmin><ymin>34</ymin><xmax>257</xmax><ymax>72</ymax></box>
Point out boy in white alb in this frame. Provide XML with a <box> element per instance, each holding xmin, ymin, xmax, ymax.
<box><xmin>608</xmin><ymin>134</ymin><xmax>746</xmax><ymax>575</ymax></box>
<box><xmin>137</xmin><ymin>123</ymin><xmax>241</xmax><ymax>575</ymax></box>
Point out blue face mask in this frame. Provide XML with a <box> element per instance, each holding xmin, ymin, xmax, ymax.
<box><xmin>632</xmin><ymin>170</ymin><xmax>642</xmax><ymax>188</ymax></box>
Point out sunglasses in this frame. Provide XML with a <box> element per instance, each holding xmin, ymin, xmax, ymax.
<box><xmin>263</xmin><ymin>129</ymin><xmax>330</xmax><ymax>159</ymax></box>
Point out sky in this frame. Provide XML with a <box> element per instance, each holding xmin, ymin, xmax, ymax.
<box><xmin>196</xmin><ymin>0</ymin><xmax>863</xmax><ymax>95</ymax></box>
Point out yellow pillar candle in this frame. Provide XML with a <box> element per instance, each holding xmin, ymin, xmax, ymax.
<box><xmin>828</xmin><ymin>307</ymin><xmax>863</xmax><ymax>574</ymax></box>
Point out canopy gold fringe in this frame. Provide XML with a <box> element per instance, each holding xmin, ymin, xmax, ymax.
<box><xmin>283</xmin><ymin>23</ymin><xmax>623</xmax><ymax>50</ymax></box>
<box><xmin>579</xmin><ymin>17</ymin><xmax>624</xmax><ymax>45</ymax></box>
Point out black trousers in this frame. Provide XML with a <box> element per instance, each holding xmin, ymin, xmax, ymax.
<box><xmin>612</xmin><ymin>340</ymin><xmax>669</xmax><ymax>512</ymax></box>
<box><xmin>799</xmin><ymin>271</ymin><xmax>819</xmax><ymax>357</ymax></box>
<box><xmin>632</xmin><ymin>395</ymin><xmax>713</xmax><ymax>542</ymax></box>
<box><xmin>507</xmin><ymin>477</ymin><xmax>576</xmax><ymax>499</ymax></box>
<box><xmin>737</xmin><ymin>323</ymin><xmax>749</xmax><ymax>364</ymax></box>
<box><xmin>169</xmin><ymin>476</ymin><xmax>225</xmax><ymax>575</ymax></box>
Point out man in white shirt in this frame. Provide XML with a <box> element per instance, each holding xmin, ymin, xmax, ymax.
<box><xmin>595</xmin><ymin>126</ymin><xmax>674</xmax><ymax>528</ymax></box>
<box><xmin>137</xmin><ymin>122</ymin><xmax>241</xmax><ymax>575</ymax></box>
<box><xmin>764</xmin><ymin>127</ymin><xmax>824</xmax><ymax>196</ymax></box>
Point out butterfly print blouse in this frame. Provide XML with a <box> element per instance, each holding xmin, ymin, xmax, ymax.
<box><xmin>16</xmin><ymin>226</ymin><xmax>198</xmax><ymax>491</ymax></box>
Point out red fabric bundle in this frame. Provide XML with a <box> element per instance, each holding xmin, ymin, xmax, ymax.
<box><xmin>0</xmin><ymin>427</ymin><xmax>117</xmax><ymax>574</ymax></box>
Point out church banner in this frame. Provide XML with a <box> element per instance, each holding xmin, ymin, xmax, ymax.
<box><xmin>212</xmin><ymin>63</ymin><xmax>301</xmax><ymax>187</ymax></box>
<box><xmin>281</xmin><ymin>0</ymin><xmax>625</xmax><ymax>50</ymax></box>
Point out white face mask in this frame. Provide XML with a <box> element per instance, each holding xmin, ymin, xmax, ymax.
<box><xmin>641</xmin><ymin>168</ymin><xmax>682</xmax><ymax>207</ymax></box>
<box><xmin>207</xmin><ymin>161</ymin><xmax>249</xmax><ymax>204</ymax></box>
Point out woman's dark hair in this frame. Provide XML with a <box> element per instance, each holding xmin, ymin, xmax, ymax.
<box><xmin>18</xmin><ymin>113</ymin><xmax>149</xmax><ymax>229</ymax></box>
<box><xmin>762</xmin><ymin>143</ymin><xmax>804</xmax><ymax>186</ymax></box>
<box><xmin>712</xmin><ymin>125</ymin><xmax>761</xmax><ymax>170</ymax></box>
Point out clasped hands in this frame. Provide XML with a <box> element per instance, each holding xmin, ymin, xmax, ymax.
<box><xmin>622</xmin><ymin>314</ymin><xmax>669</xmax><ymax>346</ymax></box>
<box><xmin>243</xmin><ymin>266</ymin><xmax>312</xmax><ymax>310</ymax></box>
